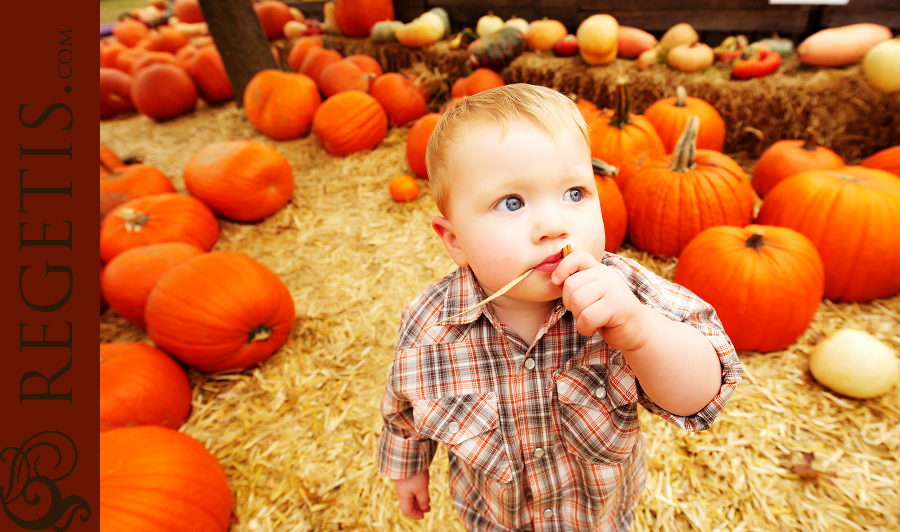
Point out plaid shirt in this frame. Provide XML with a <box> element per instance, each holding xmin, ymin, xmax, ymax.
<box><xmin>378</xmin><ymin>252</ymin><xmax>742</xmax><ymax>532</ymax></box>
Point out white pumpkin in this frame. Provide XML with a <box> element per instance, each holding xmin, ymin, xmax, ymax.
<box><xmin>862</xmin><ymin>37</ymin><xmax>900</xmax><ymax>93</ymax></box>
<box><xmin>476</xmin><ymin>11</ymin><xmax>504</xmax><ymax>37</ymax></box>
<box><xmin>809</xmin><ymin>329</ymin><xmax>899</xmax><ymax>399</ymax></box>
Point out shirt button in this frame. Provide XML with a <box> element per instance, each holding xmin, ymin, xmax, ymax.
<box><xmin>524</xmin><ymin>358</ymin><xmax>536</xmax><ymax>370</ymax></box>
<box><xmin>533</xmin><ymin>447</ymin><xmax>545</xmax><ymax>458</ymax></box>
<box><xmin>543</xmin><ymin>508</ymin><xmax>554</xmax><ymax>518</ymax></box>
<box><xmin>447</xmin><ymin>421</ymin><xmax>460</xmax><ymax>434</ymax></box>
<box><xmin>595</xmin><ymin>387</ymin><xmax>607</xmax><ymax>399</ymax></box>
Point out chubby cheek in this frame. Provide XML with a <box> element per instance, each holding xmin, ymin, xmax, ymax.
<box><xmin>464</xmin><ymin>232</ymin><xmax>522</xmax><ymax>291</ymax></box>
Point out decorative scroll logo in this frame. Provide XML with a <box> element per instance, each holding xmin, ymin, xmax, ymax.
<box><xmin>1</xmin><ymin>431</ymin><xmax>90</xmax><ymax>530</ymax></box>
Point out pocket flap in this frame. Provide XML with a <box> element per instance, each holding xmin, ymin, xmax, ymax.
<box><xmin>556</xmin><ymin>365</ymin><xmax>636</xmax><ymax>411</ymax></box>
<box><xmin>413</xmin><ymin>392</ymin><xmax>499</xmax><ymax>446</ymax></box>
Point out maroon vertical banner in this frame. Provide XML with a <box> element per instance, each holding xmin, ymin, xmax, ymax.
<box><xmin>1</xmin><ymin>1</ymin><xmax>98</xmax><ymax>531</ymax></box>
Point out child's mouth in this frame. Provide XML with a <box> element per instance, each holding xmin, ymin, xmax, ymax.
<box><xmin>533</xmin><ymin>252</ymin><xmax>564</xmax><ymax>273</ymax></box>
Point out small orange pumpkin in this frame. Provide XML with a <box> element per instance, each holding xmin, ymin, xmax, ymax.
<box><xmin>674</xmin><ymin>224</ymin><xmax>824</xmax><ymax>353</ymax></box>
<box><xmin>624</xmin><ymin>116</ymin><xmax>755</xmax><ymax>258</ymax></box>
<box><xmin>860</xmin><ymin>144</ymin><xmax>900</xmax><ymax>176</ymax></box>
<box><xmin>298</xmin><ymin>47</ymin><xmax>343</xmax><ymax>86</ymax></box>
<box><xmin>450</xmin><ymin>68</ymin><xmax>505</xmax><ymax>98</ymax></box>
<box><xmin>318</xmin><ymin>58</ymin><xmax>373</xmax><ymax>98</ymax></box>
<box><xmin>406</xmin><ymin>113</ymin><xmax>442</xmax><ymax>179</ymax></box>
<box><xmin>344</xmin><ymin>54</ymin><xmax>383</xmax><ymax>77</ymax></box>
<box><xmin>183</xmin><ymin>140</ymin><xmax>295</xmax><ymax>221</ymax></box>
<box><xmin>130</xmin><ymin>63</ymin><xmax>198</xmax><ymax>121</ymax></box>
<box><xmin>642</xmin><ymin>86</ymin><xmax>726</xmax><ymax>153</ymax></box>
<box><xmin>369</xmin><ymin>72</ymin><xmax>429</xmax><ymax>127</ymax></box>
<box><xmin>286</xmin><ymin>36</ymin><xmax>324</xmax><ymax>72</ymax></box>
<box><xmin>173</xmin><ymin>0</ymin><xmax>205</xmax><ymax>23</ymax></box>
<box><xmin>314</xmin><ymin>91</ymin><xmax>389</xmax><ymax>156</ymax></box>
<box><xmin>99</xmin><ymin>193</ymin><xmax>219</xmax><ymax>263</ymax></box>
<box><xmin>100</xmin><ymin>67</ymin><xmax>135</xmax><ymax>119</ymax></box>
<box><xmin>751</xmin><ymin>129</ymin><xmax>845</xmax><ymax>198</ymax></box>
<box><xmin>100</xmin><ymin>342</ymin><xmax>193</xmax><ymax>431</ymax></box>
<box><xmin>253</xmin><ymin>0</ymin><xmax>294</xmax><ymax>40</ymax></box>
<box><xmin>145</xmin><ymin>251</ymin><xmax>296</xmax><ymax>372</ymax></box>
<box><xmin>100</xmin><ymin>426</ymin><xmax>233</xmax><ymax>532</ymax></box>
<box><xmin>112</xmin><ymin>17</ymin><xmax>150</xmax><ymax>47</ymax></box>
<box><xmin>101</xmin><ymin>242</ymin><xmax>205</xmax><ymax>326</ymax></box>
<box><xmin>243</xmin><ymin>69</ymin><xmax>322</xmax><ymax>140</ymax></box>
<box><xmin>179</xmin><ymin>45</ymin><xmax>233</xmax><ymax>104</ymax></box>
<box><xmin>144</xmin><ymin>25</ymin><xmax>189</xmax><ymax>54</ymax></box>
<box><xmin>100</xmin><ymin>163</ymin><xmax>176</xmax><ymax>218</ymax></box>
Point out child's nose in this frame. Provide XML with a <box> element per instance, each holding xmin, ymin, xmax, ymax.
<box><xmin>532</xmin><ymin>205</ymin><xmax>569</xmax><ymax>242</ymax></box>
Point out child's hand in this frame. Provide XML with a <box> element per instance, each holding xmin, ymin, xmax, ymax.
<box><xmin>394</xmin><ymin>469</ymin><xmax>431</xmax><ymax>520</ymax></box>
<box><xmin>552</xmin><ymin>251</ymin><xmax>650</xmax><ymax>351</ymax></box>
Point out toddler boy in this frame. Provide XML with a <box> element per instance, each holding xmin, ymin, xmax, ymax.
<box><xmin>377</xmin><ymin>84</ymin><xmax>741</xmax><ymax>532</ymax></box>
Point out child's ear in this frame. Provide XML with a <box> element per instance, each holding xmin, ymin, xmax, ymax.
<box><xmin>432</xmin><ymin>216</ymin><xmax>468</xmax><ymax>267</ymax></box>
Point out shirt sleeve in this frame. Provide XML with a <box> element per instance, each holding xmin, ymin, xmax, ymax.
<box><xmin>604</xmin><ymin>253</ymin><xmax>742</xmax><ymax>432</ymax></box>
<box><xmin>376</xmin><ymin>302</ymin><xmax>439</xmax><ymax>480</ymax></box>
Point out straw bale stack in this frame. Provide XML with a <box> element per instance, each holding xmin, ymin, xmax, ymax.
<box><xmin>101</xmin><ymin>88</ymin><xmax>899</xmax><ymax>531</ymax></box>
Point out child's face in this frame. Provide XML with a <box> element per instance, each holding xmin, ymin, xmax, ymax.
<box><xmin>433</xmin><ymin>119</ymin><xmax>605</xmax><ymax>304</ymax></box>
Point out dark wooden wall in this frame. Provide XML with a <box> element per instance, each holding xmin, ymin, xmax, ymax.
<box><xmin>290</xmin><ymin>0</ymin><xmax>900</xmax><ymax>45</ymax></box>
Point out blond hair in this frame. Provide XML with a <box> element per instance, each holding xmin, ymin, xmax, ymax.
<box><xmin>426</xmin><ymin>83</ymin><xmax>592</xmax><ymax>216</ymax></box>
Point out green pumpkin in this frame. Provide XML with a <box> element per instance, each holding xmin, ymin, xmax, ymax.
<box><xmin>465</xmin><ymin>27</ymin><xmax>526</xmax><ymax>72</ymax></box>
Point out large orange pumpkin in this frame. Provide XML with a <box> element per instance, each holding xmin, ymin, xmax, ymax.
<box><xmin>183</xmin><ymin>140</ymin><xmax>294</xmax><ymax>221</ymax></box>
<box><xmin>674</xmin><ymin>224</ymin><xmax>824</xmax><ymax>352</ymax></box>
<box><xmin>624</xmin><ymin>116</ymin><xmax>755</xmax><ymax>258</ymax></box>
<box><xmin>243</xmin><ymin>69</ymin><xmax>321</xmax><ymax>140</ymax></box>
<box><xmin>861</xmin><ymin>144</ymin><xmax>900</xmax><ymax>176</ymax></box>
<box><xmin>642</xmin><ymin>86</ymin><xmax>726</xmax><ymax>153</ymax></box>
<box><xmin>756</xmin><ymin>166</ymin><xmax>900</xmax><ymax>301</ymax></box>
<box><xmin>334</xmin><ymin>0</ymin><xmax>394</xmax><ymax>38</ymax></box>
<box><xmin>100</xmin><ymin>426</ymin><xmax>233</xmax><ymax>532</ymax></box>
<box><xmin>100</xmin><ymin>163</ymin><xmax>175</xmax><ymax>219</ymax></box>
<box><xmin>130</xmin><ymin>63</ymin><xmax>198</xmax><ymax>121</ymax></box>
<box><xmin>751</xmin><ymin>129</ymin><xmax>845</xmax><ymax>198</ymax></box>
<box><xmin>100</xmin><ymin>342</ymin><xmax>193</xmax><ymax>431</ymax></box>
<box><xmin>101</xmin><ymin>242</ymin><xmax>205</xmax><ymax>326</ymax></box>
<box><xmin>369</xmin><ymin>72</ymin><xmax>429</xmax><ymax>127</ymax></box>
<box><xmin>406</xmin><ymin>113</ymin><xmax>441</xmax><ymax>179</ymax></box>
<box><xmin>145</xmin><ymin>251</ymin><xmax>296</xmax><ymax>372</ymax></box>
<box><xmin>99</xmin><ymin>193</ymin><xmax>219</xmax><ymax>263</ymax></box>
<box><xmin>591</xmin><ymin>158</ymin><xmax>628</xmax><ymax>252</ymax></box>
<box><xmin>313</xmin><ymin>90</ymin><xmax>388</xmax><ymax>156</ymax></box>
<box><xmin>587</xmin><ymin>81</ymin><xmax>665</xmax><ymax>192</ymax></box>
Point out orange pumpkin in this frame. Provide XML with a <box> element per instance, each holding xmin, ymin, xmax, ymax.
<box><xmin>100</xmin><ymin>193</ymin><xmax>219</xmax><ymax>263</ymax></box>
<box><xmin>286</xmin><ymin>36</ymin><xmax>324</xmax><ymax>72</ymax></box>
<box><xmin>112</xmin><ymin>18</ymin><xmax>150</xmax><ymax>47</ymax></box>
<box><xmin>114</xmin><ymin>47</ymin><xmax>148</xmax><ymax>73</ymax></box>
<box><xmin>145</xmin><ymin>251</ymin><xmax>296</xmax><ymax>372</ymax></box>
<box><xmin>571</xmin><ymin>94</ymin><xmax>598</xmax><ymax>122</ymax></box>
<box><xmin>406</xmin><ymin>113</ymin><xmax>441</xmax><ymax>179</ymax></box>
<box><xmin>390</xmin><ymin>174</ymin><xmax>419</xmax><ymax>202</ymax></box>
<box><xmin>344</xmin><ymin>54</ymin><xmax>383</xmax><ymax>77</ymax></box>
<box><xmin>751</xmin><ymin>129</ymin><xmax>845</xmax><ymax>198</ymax></box>
<box><xmin>756</xmin><ymin>166</ymin><xmax>900</xmax><ymax>301</ymax></box>
<box><xmin>525</xmin><ymin>17</ymin><xmax>569</xmax><ymax>51</ymax></box>
<box><xmin>253</xmin><ymin>0</ymin><xmax>294</xmax><ymax>40</ymax></box>
<box><xmin>369</xmin><ymin>72</ymin><xmax>429</xmax><ymax>127</ymax></box>
<box><xmin>144</xmin><ymin>25</ymin><xmax>189</xmax><ymax>54</ymax></box>
<box><xmin>173</xmin><ymin>0</ymin><xmax>205</xmax><ymax>23</ymax></box>
<box><xmin>129</xmin><ymin>50</ymin><xmax>178</xmax><ymax>75</ymax></box>
<box><xmin>591</xmin><ymin>158</ymin><xmax>628</xmax><ymax>253</ymax></box>
<box><xmin>100</xmin><ymin>163</ymin><xmax>176</xmax><ymax>218</ymax></box>
<box><xmin>100</xmin><ymin>426</ymin><xmax>233</xmax><ymax>532</ymax></box>
<box><xmin>624</xmin><ymin>116</ymin><xmax>755</xmax><ymax>258</ymax></box>
<box><xmin>318</xmin><ymin>58</ymin><xmax>373</xmax><ymax>98</ymax></box>
<box><xmin>180</xmin><ymin>45</ymin><xmax>233</xmax><ymax>104</ymax></box>
<box><xmin>100</xmin><ymin>67</ymin><xmax>135</xmax><ymax>119</ymax></box>
<box><xmin>101</xmin><ymin>242</ymin><xmax>204</xmax><ymax>326</ymax></box>
<box><xmin>183</xmin><ymin>140</ymin><xmax>294</xmax><ymax>221</ymax></box>
<box><xmin>100</xmin><ymin>145</ymin><xmax>124</xmax><ymax>175</ymax></box>
<box><xmin>100</xmin><ymin>342</ymin><xmax>193</xmax><ymax>431</ymax></box>
<box><xmin>313</xmin><ymin>90</ymin><xmax>389</xmax><ymax>156</ymax></box>
<box><xmin>243</xmin><ymin>69</ymin><xmax>322</xmax><ymax>140</ymax></box>
<box><xmin>642</xmin><ymin>86</ymin><xmax>726</xmax><ymax>153</ymax></box>
<box><xmin>298</xmin><ymin>47</ymin><xmax>343</xmax><ymax>86</ymax></box>
<box><xmin>130</xmin><ymin>63</ymin><xmax>198</xmax><ymax>121</ymax></box>
<box><xmin>587</xmin><ymin>81</ymin><xmax>665</xmax><ymax>192</ymax></box>
<box><xmin>450</xmin><ymin>68</ymin><xmax>505</xmax><ymax>98</ymax></box>
<box><xmin>100</xmin><ymin>38</ymin><xmax>127</xmax><ymax>68</ymax></box>
<box><xmin>334</xmin><ymin>0</ymin><xmax>394</xmax><ymax>38</ymax></box>
<box><xmin>674</xmin><ymin>224</ymin><xmax>824</xmax><ymax>353</ymax></box>
<box><xmin>860</xmin><ymin>144</ymin><xmax>900</xmax><ymax>176</ymax></box>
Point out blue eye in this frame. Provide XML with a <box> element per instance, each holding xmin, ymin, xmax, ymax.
<box><xmin>496</xmin><ymin>196</ymin><xmax>523</xmax><ymax>212</ymax></box>
<box><xmin>565</xmin><ymin>188</ymin><xmax>584</xmax><ymax>202</ymax></box>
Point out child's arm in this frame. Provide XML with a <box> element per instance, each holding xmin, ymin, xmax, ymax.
<box><xmin>552</xmin><ymin>251</ymin><xmax>722</xmax><ymax>417</ymax></box>
<box><xmin>394</xmin><ymin>469</ymin><xmax>431</xmax><ymax>520</ymax></box>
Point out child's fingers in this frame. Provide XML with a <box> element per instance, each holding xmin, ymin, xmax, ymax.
<box><xmin>415</xmin><ymin>490</ymin><xmax>431</xmax><ymax>513</ymax></box>
<box><xmin>574</xmin><ymin>299</ymin><xmax>615</xmax><ymax>336</ymax></box>
<box><xmin>551</xmin><ymin>250</ymin><xmax>600</xmax><ymax>286</ymax></box>
<box><xmin>398</xmin><ymin>493</ymin><xmax>425</xmax><ymax>520</ymax></box>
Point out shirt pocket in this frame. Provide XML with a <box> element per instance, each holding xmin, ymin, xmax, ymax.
<box><xmin>555</xmin><ymin>365</ymin><xmax>640</xmax><ymax>465</ymax></box>
<box><xmin>412</xmin><ymin>392</ymin><xmax>513</xmax><ymax>484</ymax></box>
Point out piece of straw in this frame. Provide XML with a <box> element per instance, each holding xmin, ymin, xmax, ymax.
<box><xmin>429</xmin><ymin>244</ymin><xmax>572</xmax><ymax>327</ymax></box>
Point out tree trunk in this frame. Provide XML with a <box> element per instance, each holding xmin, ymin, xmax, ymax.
<box><xmin>198</xmin><ymin>0</ymin><xmax>278</xmax><ymax>108</ymax></box>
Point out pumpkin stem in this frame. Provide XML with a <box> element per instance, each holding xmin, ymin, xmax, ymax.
<box><xmin>802</xmin><ymin>127</ymin><xmax>820</xmax><ymax>152</ymax></box>
<box><xmin>669</xmin><ymin>115</ymin><xmax>699</xmax><ymax>172</ymax></box>
<box><xmin>248</xmin><ymin>323</ymin><xmax>273</xmax><ymax>343</ymax></box>
<box><xmin>608</xmin><ymin>81</ymin><xmax>633</xmax><ymax>129</ymax></box>
<box><xmin>116</xmin><ymin>208</ymin><xmax>151</xmax><ymax>233</ymax></box>
<box><xmin>591</xmin><ymin>157</ymin><xmax>619</xmax><ymax>177</ymax></box>
<box><xmin>745</xmin><ymin>231</ymin><xmax>766</xmax><ymax>252</ymax></box>
<box><xmin>675</xmin><ymin>86</ymin><xmax>687</xmax><ymax>107</ymax></box>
